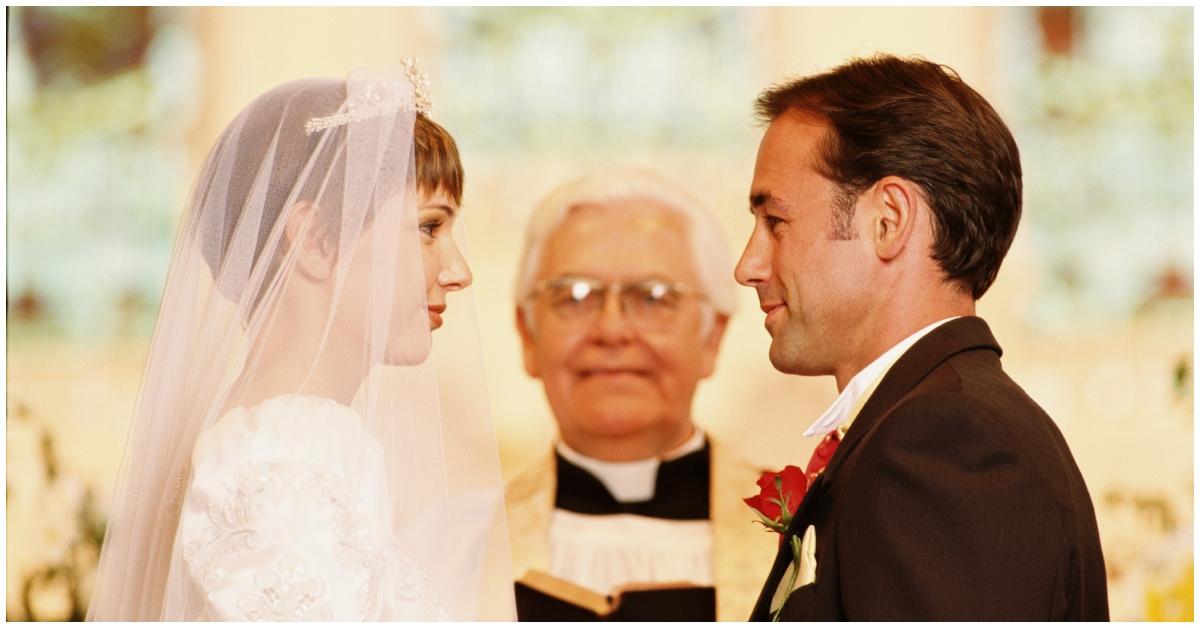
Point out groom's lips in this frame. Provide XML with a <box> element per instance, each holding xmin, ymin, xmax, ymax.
<box><xmin>760</xmin><ymin>301</ymin><xmax>784</xmax><ymax>314</ymax></box>
<box><xmin>760</xmin><ymin>301</ymin><xmax>785</xmax><ymax>330</ymax></box>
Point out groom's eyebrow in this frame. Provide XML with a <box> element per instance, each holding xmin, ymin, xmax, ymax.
<box><xmin>749</xmin><ymin>191</ymin><xmax>788</xmax><ymax>214</ymax></box>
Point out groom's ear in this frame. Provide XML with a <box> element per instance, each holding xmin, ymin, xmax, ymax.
<box><xmin>864</xmin><ymin>176</ymin><xmax>921</xmax><ymax>262</ymax></box>
<box><xmin>284</xmin><ymin>201</ymin><xmax>336</xmax><ymax>282</ymax></box>
<box><xmin>516</xmin><ymin>305</ymin><xmax>541</xmax><ymax>378</ymax></box>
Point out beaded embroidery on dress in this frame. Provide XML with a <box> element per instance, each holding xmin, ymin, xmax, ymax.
<box><xmin>177</xmin><ymin>395</ymin><xmax>450</xmax><ymax>620</ymax></box>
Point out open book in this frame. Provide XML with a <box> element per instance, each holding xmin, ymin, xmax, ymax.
<box><xmin>514</xmin><ymin>570</ymin><xmax>717</xmax><ymax>621</ymax></box>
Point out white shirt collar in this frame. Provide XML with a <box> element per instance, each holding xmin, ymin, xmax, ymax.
<box><xmin>556</xmin><ymin>427</ymin><xmax>706</xmax><ymax>503</ymax></box>
<box><xmin>803</xmin><ymin>317</ymin><xmax>961</xmax><ymax>438</ymax></box>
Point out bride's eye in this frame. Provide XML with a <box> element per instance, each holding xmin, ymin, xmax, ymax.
<box><xmin>420</xmin><ymin>220</ymin><xmax>442</xmax><ymax>237</ymax></box>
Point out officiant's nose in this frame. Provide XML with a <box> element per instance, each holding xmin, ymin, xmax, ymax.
<box><xmin>591</xmin><ymin>289</ymin><xmax>635</xmax><ymax>344</ymax></box>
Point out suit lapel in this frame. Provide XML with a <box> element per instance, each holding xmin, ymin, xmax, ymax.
<box><xmin>749</xmin><ymin>317</ymin><xmax>1002</xmax><ymax>620</ymax></box>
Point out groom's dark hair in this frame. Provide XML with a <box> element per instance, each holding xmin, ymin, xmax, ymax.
<box><xmin>755</xmin><ymin>54</ymin><xmax>1022</xmax><ymax>300</ymax></box>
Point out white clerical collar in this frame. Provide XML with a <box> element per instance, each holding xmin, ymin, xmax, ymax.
<box><xmin>556</xmin><ymin>428</ymin><xmax>706</xmax><ymax>503</ymax></box>
<box><xmin>803</xmin><ymin>317</ymin><xmax>961</xmax><ymax>438</ymax></box>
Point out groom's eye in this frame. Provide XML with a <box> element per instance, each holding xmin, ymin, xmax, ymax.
<box><xmin>765</xmin><ymin>215</ymin><xmax>784</xmax><ymax>231</ymax></box>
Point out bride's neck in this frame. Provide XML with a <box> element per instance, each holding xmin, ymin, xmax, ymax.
<box><xmin>227</xmin><ymin>292</ymin><xmax>366</xmax><ymax>412</ymax></box>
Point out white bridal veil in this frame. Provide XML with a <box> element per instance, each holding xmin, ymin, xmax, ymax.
<box><xmin>87</xmin><ymin>65</ymin><xmax>514</xmax><ymax>620</ymax></box>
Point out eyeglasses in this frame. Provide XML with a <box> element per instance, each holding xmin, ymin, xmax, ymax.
<box><xmin>528</xmin><ymin>275</ymin><xmax>704</xmax><ymax>329</ymax></box>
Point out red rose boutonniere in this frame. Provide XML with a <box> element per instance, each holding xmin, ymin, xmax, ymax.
<box><xmin>745</xmin><ymin>465</ymin><xmax>811</xmax><ymax>621</ymax></box>
<box><xmin>743</xmin><ymin>465</ymin><xmax>807</xmax><ymax>536</ymax></box>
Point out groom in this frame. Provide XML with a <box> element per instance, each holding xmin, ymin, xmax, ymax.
<box><xmin>736</xmin><ymin>55</ymin><xmax>1108</xmax><ymax>620</ymax></box>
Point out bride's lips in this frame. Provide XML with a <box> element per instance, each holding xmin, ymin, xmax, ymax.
<box><xmin>427</xmin><ymin>304</ymin><xmax>446</xmax><ymax>330</ymax></box>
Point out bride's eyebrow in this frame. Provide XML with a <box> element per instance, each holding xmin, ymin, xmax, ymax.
<box><xmin>418</xmin><ymin>204</ymin><xmax>456</xmax><ymax>217</ymax></box>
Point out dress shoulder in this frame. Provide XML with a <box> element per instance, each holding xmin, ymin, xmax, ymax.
<box><xmin>176</xmin><ymin>394</ymin><xmax>449</xmax><ymax>620</ymax></box>
<box><xmin>190</xmin><ymin>394</ymin><xmax>383</xmax><ymax>473</ymax></box>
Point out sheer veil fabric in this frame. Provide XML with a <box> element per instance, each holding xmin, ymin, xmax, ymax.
<box><xmin>87</xmin><ymin>66</ymin><xmax>514</xmax><ymax>620</ymax></box>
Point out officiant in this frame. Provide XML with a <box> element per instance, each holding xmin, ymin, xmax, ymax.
<box><xmin>504</xmin><ymin>168</ymin><xmax>775</xmax><ymax>621</ymax></box>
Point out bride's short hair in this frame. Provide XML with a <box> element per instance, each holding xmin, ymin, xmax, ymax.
<box><xmin>414</xmin><ymin>113</ymin><xmax>463</xmax><ymax>205</ymax></box>
<box><xmin>514</xmin><ymin>168</ymin><xmax>737</xmax><ymax>332</ymax></box>
<box><xmin>198</xmin><ymin>79</ymin><xmax>462</xmax><ymax>302</ymax></box>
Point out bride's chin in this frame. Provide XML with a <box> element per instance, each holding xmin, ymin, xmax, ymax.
<box><xmin>427</xmin><ymin>311</ymin><xmax>444</xmax><ymax>331</ymax></box>
<box><xmin>383</xmin><ymin>331</ymin><xmax>432</xmax><ymax>366</ymax></box>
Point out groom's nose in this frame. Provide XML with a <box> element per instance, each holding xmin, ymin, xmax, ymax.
<box><xmin>735</xmin><ymin>228</ymin><xmax>771</xmax><ymax>288</ymax></box>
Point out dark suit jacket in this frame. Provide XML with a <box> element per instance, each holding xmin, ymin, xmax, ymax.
<box><xmin>750</xmin><ymin>317</ymin><xmax>1108</xmax><ymax>621</ymax></box>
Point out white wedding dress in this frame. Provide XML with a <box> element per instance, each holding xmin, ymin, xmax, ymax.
<box><xmin>88</xmin><ymin>68</ymin><xmax>515</xmax><ymax>621</ymax></box>
<box><xmin>175</xmin><ymin>394</ymin><xmax>450</xmax><ymax>620</ymax></box>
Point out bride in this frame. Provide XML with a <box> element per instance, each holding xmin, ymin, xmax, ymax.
<box><xmin>87</xmin><ymin>64</ymin><xmax>514</xmax><ymax>620</ymax></box>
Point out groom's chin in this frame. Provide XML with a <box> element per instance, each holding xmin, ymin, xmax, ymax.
<box><xmin>768</xmin><ymin>341</ymin><xmax>812</xmax><ymax>376</ymax></box>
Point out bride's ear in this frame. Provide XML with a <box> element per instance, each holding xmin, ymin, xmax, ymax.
<box><xmin>283</xmin><ymin>201</ymin><xmax>336</xmax><ymax>282</ymax></box>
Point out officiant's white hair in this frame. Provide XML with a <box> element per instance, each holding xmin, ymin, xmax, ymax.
<box><xmin>515</xmin><ymin>167</ymin><xmax>737</xmax><ymax>330</ymax></box>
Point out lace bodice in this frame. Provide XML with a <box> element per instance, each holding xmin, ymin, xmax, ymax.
<box><xmin>176</xmin><ymin>394</ymin><xmax>450</xmax><ymax>620</ymax></box>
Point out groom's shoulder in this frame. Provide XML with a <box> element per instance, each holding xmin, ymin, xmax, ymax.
<box><xmin>866</xmin><ymin>351</ymin><xmax>1087</xmax><ymax>498</ymax></box>
<box><xmin>941</xmin><ymin>346</ymin><xmax>1070</xmax><ymax>454</ymax></box>
<box><xmin>895</xmin><ymin>341</ymin><xmax>1055</xmax><ymax>440</ymax></box>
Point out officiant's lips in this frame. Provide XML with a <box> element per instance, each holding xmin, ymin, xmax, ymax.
<box><xmin>427</xmin><ymin>304</ymin><xmax>446</xmax><ymax>330</ymax></box>
<box><xmin>576</xmin><ymin>366</ymin><xmax>652</xmax><ymax>382</ymax></box>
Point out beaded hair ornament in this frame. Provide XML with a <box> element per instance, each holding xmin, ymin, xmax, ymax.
<box><xmin>304</xmin><ymin>58</ymin><xmax>432</xmax><ymax>135</ymax></box>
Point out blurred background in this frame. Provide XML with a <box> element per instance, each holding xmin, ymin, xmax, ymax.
<box><xmin>5</xmin><ymin>6</ymin><xmax>1192</xmax><ymax>621</ymax></box>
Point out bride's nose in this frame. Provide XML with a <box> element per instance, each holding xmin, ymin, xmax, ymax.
<box><xmin>438</xmin><ymin>241</ymin><xmax>472</xmax><ymax>292</ymax></box>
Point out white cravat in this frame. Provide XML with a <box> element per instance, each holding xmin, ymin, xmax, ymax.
<box><xmin>803</xmin><ymin>317</ymin><xmax>960</xmax><ymax>438</ymax></box>
<box><xmin>555</xmin><ymin>428</ymin><xmax>706</xmax><ymax>503</ymax></box>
